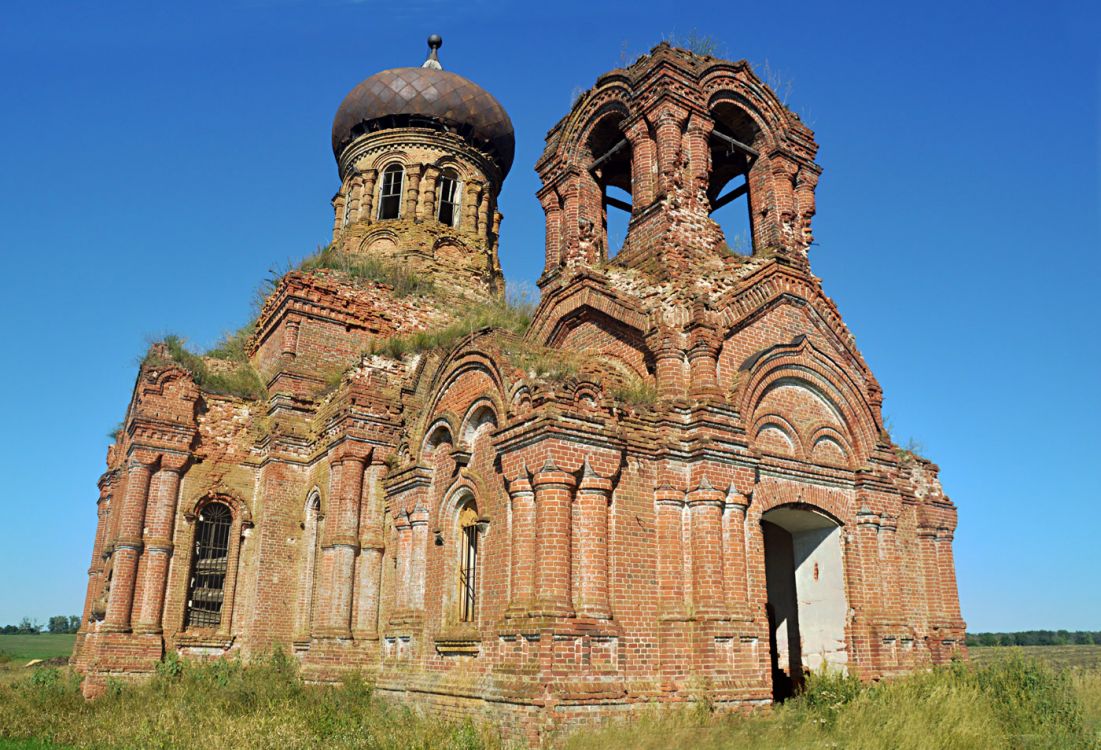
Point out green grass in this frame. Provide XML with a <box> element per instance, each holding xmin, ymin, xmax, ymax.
<box><xmin>144</xmin><ymin>334</ymin><xmax>266</xmax><ymax>401</ymax></box>
<box><xmin>369</xmin><ymin>299</ymin><xmax>533</xmax><ymax>360</ymax></box>
<box><xmin>970</xmin><ymin>644</ymin><xmax>1101</xmax><ymax>671</ymax></box>
<box><xmin>0</xmin><ymin>635</ymin><xmax>74</xmax><ymax>662</ymax></box>
<box><xmin>1</xmin><ymin>648</ymin><xmax>1097</xmax><ymax>749</ymax></box>
<box><xmin>300</xmin><ymin>245</ymin><xmax>436</xmax><ymax>297</ymax></box>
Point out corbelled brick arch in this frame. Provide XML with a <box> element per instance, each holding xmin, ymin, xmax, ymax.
<box><xmin>738</xmin><ymin>336</ymin><xmax>881</xmax><ymax>463</ymax></box>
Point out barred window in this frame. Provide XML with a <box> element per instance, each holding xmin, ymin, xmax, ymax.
<box><xmin>186</xmin><ymin>502</ymin><xmax>232</xmax><ymax>629</ymax></box>
<box><xmin>458</xmin><ymin>504</ymin><xmax>479</xmax><ymax>622</ymax></box>
<box><xmin>437</xmin><ymin>172</ymin><xmax>461</xmax><ymax>227</ymax></box>
<box><xmin>377</xmin><ymin>164</ymin><xmax>404</xmax><ymax>220</ymax></box>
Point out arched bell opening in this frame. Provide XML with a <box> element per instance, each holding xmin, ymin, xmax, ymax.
<box><xmin>709</xmin><ymin>102</ymin><xmax>761</xmax><ymax>256</ymax></box>
<box><xmin>586</xmin><ymin>114</ymin><xmax>632</xmax><ymax>259</ymax></box>
<box><xmin>761</xmin><ymin>504</ymin><xmax>848</xmax><ymax>701</ymax></box>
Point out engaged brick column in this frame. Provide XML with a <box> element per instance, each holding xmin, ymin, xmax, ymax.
<box><xmin>532</xmin><ymin>460</ymin><xmax>575</xmax><ymax>617</ymax></box>
<box><xmin>575</xmin><ymin>462</ymin><xmax>613</xmax><ymax>620</ymax></box>
<box><xmin>461</xmin><ymin>182</ymin><xmax>481</xmax><ymax>232</ymax></box>
<box><xmin>935</xmin><ymin>529</ymin><xmax>963</xmax><ymax>625</ymax></box>
<box><xmin>723</xmin><ymin>488</ymin><xmax>750</xmax><ymax>619</ymax></box>
<box><xmin>538</xmin><ymin>187</ymin><xmax>563</xmax><ymax>274</ymax></box>
<box><xmin>328</xmin><ymin>453</ymin><xmax>365</xmax><ymax>638</ymax></box>
<box><xmin>408</xmin><ymin>503</ymin><xmax>430</xmax><ymax>615</ymax></box>
<box><xmin>688</xmin><ymin>479</ymin><xmax>726</xmax><ymax>619</ymax></box>
<box><xmin>416</xmin><ymin>166</ymin><xmax>438</xmax><ymax>222</ymax></box>
<box><xmin>345</xmin><ymin>174</ymin><xmax>363</xmax><ymax>224</ymax></box>
<box><xmin>354</xmin><ymin>459</ymin><xmax>386</xmax><ymax>639</ymax></box>
<box><xmin>653</xmin><ymin>107</ymin><xmax>687</xmax><ymax>198</ymax></box>
<box><xmin>649</xmin><ymin>330</ymin><xmax>686</xmax><ymax>401</ymax></box>
<box><xmin>684</xmin><ymin>113</ymin><xmax>714</xmax><ymax>214</ymax></box>
<box><xmin>404</xmin><ymin>164</ymin><xmax>422</xmax><ymax>221</ymax></box>
<box><xmin>104</xmin><ymin>453</ymin><xmax>156</xmax><ymax>633</ymax></box>
<box><xmin>854</xmin><ymin>509</ymin><xmax>882</xmax><ymax>619</ymax></box>
<box><xmin>687</xmin><ymin>333</ymin><xmax>720</xmax><ymax>398</ymax></box>
<box><xmin>878</xmin><ymin>514</ymin><xmax>902</xmax><ymax>618</ymax></box>
<box><xmin>505</xmin><ymin>470</ymin><xmax>536</xmax><ymax>617</ymax></box>
<box><xmin>359</xmin><ymin>168</ymin><xmax>377</xmax><ymax>222</ymax></box>
<box><xmin>82</xmin><ymin>478</ymin><xmax>112</xmax><ymax>627</ymax></box>
<box><xmin>280</xmin><ymin>316</ymin><xmax>301</xmax><ymax>362</ymax></box>
<box><xmin>624</xmin><ymin>115</ymin><xmax>655</xmax><ymax>209</ymax></box>
<box><xmin>916</xmin><ymin>524</ymin><xmax>941</xmax><ymax>625</ymax></box>
<box><xmin>477</xmin><ymin>191</ymin><xmax>491</xmax><ymax>237</ymax></box>
<box><xmin>135</xmin><ymin>456</ymin><xmax>187</xmax><ymax>634</ymax></box>
<box><xmin>655</xmin><ymin>486</ymin><xmax>687</xmax><ymax>618</ymax></box>
<box><xmin>392</xmin><ymin>511</ymin><xmax>412</xmax><ymax>620</ymax></box>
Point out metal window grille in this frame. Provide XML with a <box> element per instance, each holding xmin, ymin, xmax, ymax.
<box><xmin>437</xmin><ymin>174</ymin><xmax>460</xmax><ymax>227</ymax></box>
<box><xmin>377</xmin><ymin>165</ymin><xmax>404</xmax><ymax>220</ymax></box>
<box><xmin>185</xmin><ymin>502</ymin><xmax>232</xmax><ymax>629</ymax></box>
<box><xmin>459</xmin><ymin>516</ymin><xmax>478</xmax><ymax>622</ymax></box>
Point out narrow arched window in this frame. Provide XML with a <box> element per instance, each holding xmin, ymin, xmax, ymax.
<box><xmin>186</xmin><ymin>502</ymin><xmax>232</xmax><ymax>628</ymax></box>
<box><xmin>458</xmin><ymin>503</ymin><xmax>479</xmax><ymax>622</ymax></box>
<box><xmin>377</xmin><ymin>164</ymin><xmax>404</xmax><ymax>220</ymax></box>
<box><xmin>296</xmin><ymin>493</ymin><xmax>322</xmax><ymax>638</ymax></box>
<box><xmin>437</xmin><ymin>172</ymin><xmax>461</xmax><ymax>227</ymax></box>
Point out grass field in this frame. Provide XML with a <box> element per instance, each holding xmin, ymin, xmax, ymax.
<box><xmin>0</xmin><ymin>646</ymin><xmax>1096</xmax><ymax>749</ymax></box>
<box><xmin>0</xmin><ymin>635</ymin><xmax>75</xmax><ymax>663</ymax></box>
<box><xmin>970</xmin><ymin>644</ymin><xmax>1101</xmax><ymax>670</ymax></box>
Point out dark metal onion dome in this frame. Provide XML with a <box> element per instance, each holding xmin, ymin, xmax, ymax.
<box><xmin>331</xmin><ymin>36</ymin><xmax>515</xmax><ymax>177</ymax></box>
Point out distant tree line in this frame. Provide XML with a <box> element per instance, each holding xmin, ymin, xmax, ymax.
<box><xmin>966</xmin><ymin>630</ymin><xmax>1101</xmax><ymax>647</ymax></box>
<box><xmin>0</xmin><ymin>616</ymin><xmax>80</xmax><ymax>635</ymax></box>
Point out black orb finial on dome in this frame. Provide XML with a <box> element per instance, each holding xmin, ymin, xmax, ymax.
<box><xmin>423</xmin><ymin>34</ymin><xmax>443</xmax><ymax>69</ymax></box>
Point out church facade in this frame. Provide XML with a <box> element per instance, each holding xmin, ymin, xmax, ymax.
<box><xmin>73</xmin><ymin>38</ymin><xmax>966</xmax><ymax>734</ymax></box>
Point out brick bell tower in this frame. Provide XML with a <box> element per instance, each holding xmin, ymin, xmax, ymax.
<box><xmin>329</xmin><ymin>35</ymin><xmax>513</xmax><ymax>299</ymax></box>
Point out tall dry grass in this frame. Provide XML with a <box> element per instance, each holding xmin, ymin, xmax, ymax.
<box><xmin>0</xmin><ymin>650</ymin><xmax>1095</xmax><ymax>749</ymax></box>
<box><xmin>0</xmin><ymin>651</ymin><xmax>500</xmax><ymax>750</ymax></box>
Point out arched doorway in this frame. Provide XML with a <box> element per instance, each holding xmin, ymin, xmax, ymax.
<box><xmin>762</xmin><ymin>505</ymin><xmax>848</xmax><ymax>699</ymax></box>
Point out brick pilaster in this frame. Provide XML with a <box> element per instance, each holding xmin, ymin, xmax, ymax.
<box><xmin>505</xmin><ymin>469</ymin><xmax>535</xmax><ymax>617</ymax></box>
<box><xmin>575</xmin><ymin>461</ymin><xmax>613</xmax><ymax>620</ymax></box>
<box><xmin>532</xmin><ymin>460</ymin><xmax>575</xmax><ymax>618</ymax></box>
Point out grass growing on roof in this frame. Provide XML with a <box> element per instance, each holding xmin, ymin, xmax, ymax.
<box><xmin>368</xmin><ymin>297</ymin><xmax>534</xmax><ymax>360</ymax></box>
<box><xmin>144</xmin><ymin>334</ymin><xmax>266</xmax><ymax>401</ymax></box>
<box><xmin>299</xmin><ymin>245</ymin><xmax>436</xmax><ymax>297</ymax></box>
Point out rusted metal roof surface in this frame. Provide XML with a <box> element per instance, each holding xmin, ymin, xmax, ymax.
<box><xmin>332</xmin><ymin>67</ymin><xmax>515</xmax><ymax>176</ymax></box>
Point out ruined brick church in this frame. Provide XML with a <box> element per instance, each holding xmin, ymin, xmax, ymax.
<box><xmin>73</xmin><ymin>37</ymin><xmax>966</xmax><ymax>733</ymax></box>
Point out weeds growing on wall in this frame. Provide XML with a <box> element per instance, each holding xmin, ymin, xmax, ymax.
<box><xmin>368</xmin><ymin>297</ymin><xmax>534</xmax><ymax>360</ymax></box>
<box><xmin>299</xmin><ymin>245</ymin><xmax>436</xmax><ymax>297</ymax></box>
<box><xmin>144</xmin><ymin>334</ymin><xmax>266</xmax><ymax>402</ymax></box>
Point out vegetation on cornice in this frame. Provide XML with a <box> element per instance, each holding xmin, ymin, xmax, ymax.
<box><xmin>299</xmin><ymin>244</ymin><xmax>436</xmax><ymax>298</ymax></box>
<box><xmin>367</xmin><ymin>288</ymin><xmax>535</xmax><ymax>360</ymax></box>
<box><xmin>610</xmin><ymin>373</ymin><xmax>658</xmax><ymax>409</ymax></box>
<box><xmin>143</xmin><ymin>333</ymin><xmax>266</xmax><ymax>402</ymax></box>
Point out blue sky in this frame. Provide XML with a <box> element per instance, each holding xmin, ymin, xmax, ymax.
<box><xmin>0</xmin><ymin>0</ymin><xmax>1097</xmax><ymax>631</ymax></box>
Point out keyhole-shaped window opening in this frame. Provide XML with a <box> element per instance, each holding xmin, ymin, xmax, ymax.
<box><xmin>458</xmin><ymin>502</ymin><xmax>479</xmax><ymax>623</ymax></box>
<box><xmin>186</xmin><ymin>502</ymin><xmax>232</xmax><ymax>629</ymax></box>
<box><xmin>377</xmin><ymin>164</ymin><xmax>405</xmax><ymax>220</ymax></box>
<box><xmin>709</xmin><ymin>103</ymin><xmax>761</xmax><ymax>256</ymax></box>
<box><xmin>437</xmin><ymin>171</ymin><xmax>461</xmax><ymax>227</ymax></box>
<box><xmin>587</xmin><ymin>116</ymin><xmax>632</xmax><ymax>259</ymax></box>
